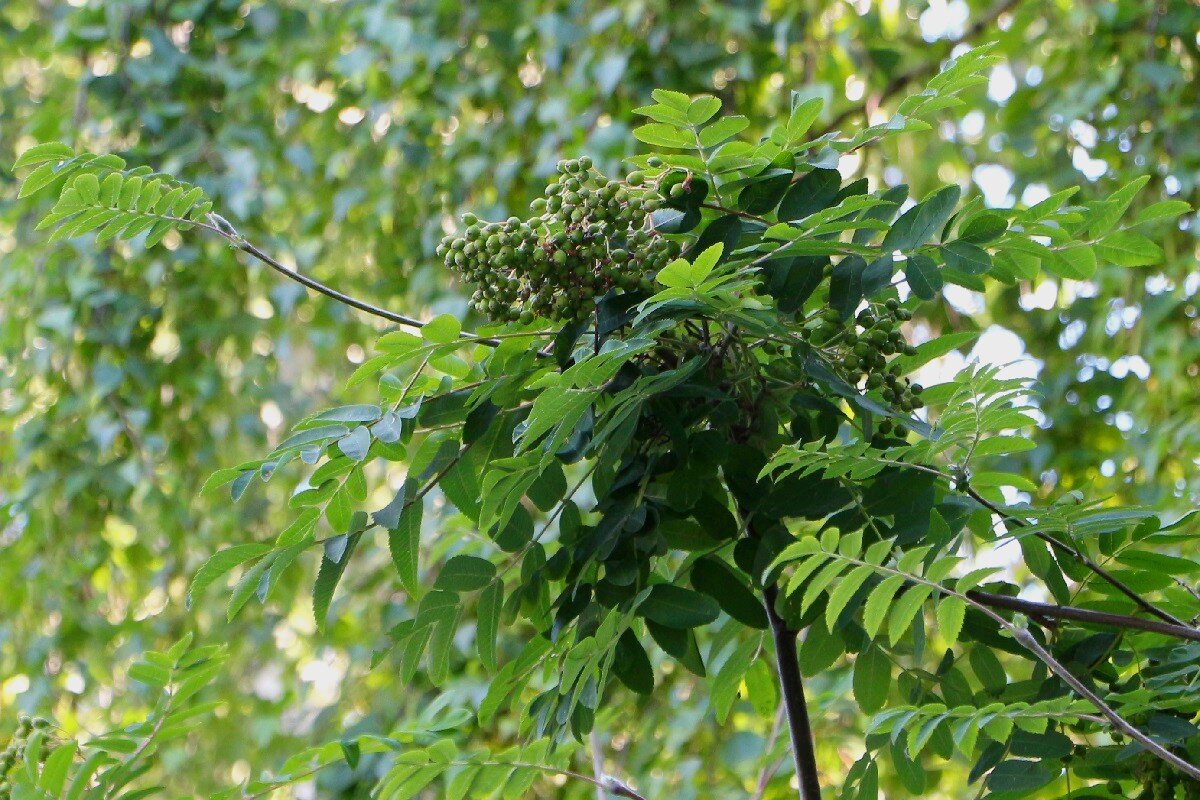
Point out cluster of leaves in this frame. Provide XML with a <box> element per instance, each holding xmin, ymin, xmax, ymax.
<box><xmin>0</xmin><ymin>637</ymin><xmax>224</xmax><ymax>800</ymax></box>
<box><xmin>14</xmin><ymin>33</ymin><xmax>1200</xmax><ymax>800</ymax></box>
<box><xmin>13</xmin><ymin>144</ymin><xmax>213</xmax><ymax>249</ymax></box>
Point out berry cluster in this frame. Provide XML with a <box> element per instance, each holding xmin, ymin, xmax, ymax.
<box><xmin>438</xmin><ymin>157</ymin><xmax>680</xmax><ymax>323</ymax></box>
<box><xmin>1135</xmin><ymin>753</ymin><xmax>1200</xmax><ymax>800</ymax></box>
<box><xmin>804</xmin><ymin>298</ymin><xmax>924</xmax><ymax>433</ymax></box>
<box><xmin>0</xmin><ymin>715</ymin><xmax>51</xmax><ymax>799</ymax></box>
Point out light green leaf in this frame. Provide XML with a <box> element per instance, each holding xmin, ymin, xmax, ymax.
<box><xmin>14</xmin><ymin>142</ymin><xmax>73</xmax><ymax>169</ymax></box>
<box><xmin>1096</xmin><ymin>231</ymin><xmax>1163</xmax><ymax>266</ymax></box>
<box><xmin>863</xmin><ymin>574</ymin><xmax>907</xmax><ymax>639</ymax></box>
<box><xmin>187</xmin><ymin>543</ymin><xmax>271</xmax><ymax>608</ymax></box>
<box><xmin>787</xmin><ymin>97</ymin><xmax>824</xmax><ymax>142</ymax></box>
<box><xmin>1134</xmin><ymin>200</ymin><xmax>1191</xmax><ymax>225</ymax></box>
<box><xmin>888</xmin><ymin>585</ymin><xmax>933</xmax><ymax>645</ymax></box>
<box><xmin>633</xmin><ymin>123</ymin><xmax>694</xmax><ymax>149</ymax></box>
<box><xmin>687</xmin><ymin>95</ymin><xmax>721</xmax><ymax>124</ymax></box>
<box><xmin>422</xmin><ymin>314</ymin><xmax>461</xmax><ymax>344</ymax></box>
<box><xmin>825</xmin><ymin>565</ymin><xmax>875</xmax><ymax>631</ymax></box>
<box><xmin>936</xmin><ymin>597</ymin><xmax>966</xmax><ymax>643</ymax></box>
<box><xmin>853</xmin><ymin>646</ymin><xmax>891</xmax><ymax>713</ymax></box>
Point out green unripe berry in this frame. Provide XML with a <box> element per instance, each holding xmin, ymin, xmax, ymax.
<box><xmin>647</xmin><ymin>156</ymin><xmax>663</xmax><ymax>168</ymax></box>
<box><xmin>462</xmin><ymin>212</ymin><xmax>478</xmax><ymax>226</ymax></box>
<box><xmin>626</xmin><ymin>170</ymin><xmax>645</xmax><ymax>186</ymax></box>
<box><xmin>669</xmin><ymin>183</ymin><xmax>686</xmax><ymax>198</ymax></box>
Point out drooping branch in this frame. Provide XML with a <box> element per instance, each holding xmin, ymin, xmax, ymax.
<box><xmin>762</xmin><ymin>581</ymin><xmax>822</xmax><ymax>800</ymax></box>
<box><xmin>963</xmin><ymin>485</ymin><xmax>1191</xmax><ymax>629</ymax></box>
<box><xmin>202</xmin><ymin>214</ymin><xmax>503</xmax><ymax>346</ymax></box>
<box><xmin>817</xmin><ymin>546</ymin><xmax>1200</xmax><ymax>781</ymax></box>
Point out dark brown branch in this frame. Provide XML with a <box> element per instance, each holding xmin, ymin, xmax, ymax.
<box><xmin>970</xmin><ymin>591</ymin><xmax>1200</xmax><ymax>643</ymax></box>
<box><xmin>762</xmin><ymin>581</ymin><xmax>822</xmax><ymax>800</ymax></box>
<box><xmin>963</xmin><ymin>485</ymin><xmax>1190</xmax><ymax>628</ymax></box>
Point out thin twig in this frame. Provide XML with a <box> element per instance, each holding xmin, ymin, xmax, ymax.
<box><xmin>235</xmin><ymin>239</ymin><xmax>431</xmax><ymax>330</ymax></box>
<box><xmin>200</xmin><ymin>213</ymin><xmax>504</xmax><ymax>346</ymax></box>
<box><xmin>826</xmin><ymin>549</ymin><xmax>1200</xmax><ymax>781</ymax></box>
<box><xmin>750</xmin><ymin>705</ymin><xmax>788</xmax><ymax>800</ymax></box>
<box><xmin>589</xmin><ymin>732</ymin><xmax>607</xmax><ymax>800</ymax></box>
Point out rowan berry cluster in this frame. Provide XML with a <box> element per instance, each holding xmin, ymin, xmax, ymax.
<box><xmin>1135</xmin><ymin>753</ymin><xmax>1200</xmax><ymax>800</ymax></box>
<box><xmin>804</xmin><ymin>297</ymin><xmax>924</xmax><ymax>432</ymax></box>
<box><xmin>0</xmin><ymin>715</ymin><xmax>51</xmax><ymax>799</ymax></box>
<box><xmin>438</xmin><ymin>157</ymin><xmax>679</xmax><ymax>323</ymax></box>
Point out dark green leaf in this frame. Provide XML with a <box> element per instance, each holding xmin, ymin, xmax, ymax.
<box><xmin>434</xmin><ymin>554</ymin><xmax>496</xmax><ymax>591</ymax></box>
<box><xmin>640</xmin><ymin>584</ymin><xmax>720</xmax><ymax>629</ymax></box>
<box><xmin>883</xmin><ymin>185</ymin><xmax>960</xmax><ymax>251</ymax></box>
<box><xmin>779</xmin><ymin>168</ymin><xmax>840</xmax><ymax>221</ymax></box>
<box><xmin>690</xmin><ymin>556</ymin><xmax>767</xmax><ymax>629</ymax></box>
<box><xmin>904</xmin><ymin>254</ymin><xmax>942</xmax><ymax>300</ymax></box>
<box><xmin>941</xmin><ymin>241</ymin><xmax>991</xmax><ymax>274</ymax></box>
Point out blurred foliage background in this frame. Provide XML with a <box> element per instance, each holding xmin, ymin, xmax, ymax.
<box><xmin>1</xmin><ymin>0</ymin><xmax>1197</xmax><ymax>797</ymax></box>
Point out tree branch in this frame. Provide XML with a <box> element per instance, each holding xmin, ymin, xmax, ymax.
<box><xmin>762</xmin><ymin>581</ymin><xmax>822</xmax><ymax>800</ymax></box>
<box><xmin>969</xmin><ymin>590</ymin><xmax>1200</xmax><ymax>643</ymax></box>
<box><xmin>963</xmin><ymin>485</ymin><xmax>1191</xmax><ymax>628</ymax></box>
<box><xmin>823</xmin><ymin>547</ymin><xmax>1200</xmax><ymax>781</ymax></box>
<box><xmin>202</xmin><ymin>214</ymin><xmax>503</xmax><ymax>346</ymax></box>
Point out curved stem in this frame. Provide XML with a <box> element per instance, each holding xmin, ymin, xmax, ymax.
<box><xmin>235</xmin><ymin>239</ymin><xmax>431</xmax><ymax>330</ymax></box>
<box><xmin>762</xmin><ymin>581</ymin><xmax>822</xmax><ymax>800</ymax></box>
<box><xmin>201</xmin><ymin>213</ymin><xmax>504</xmax><ymax>346</ymax></box>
